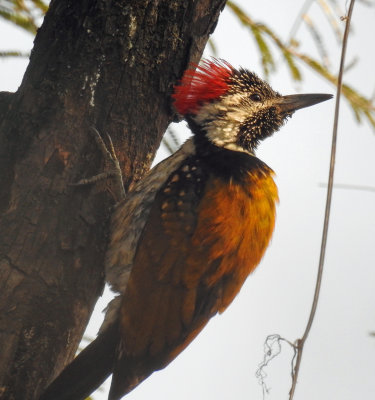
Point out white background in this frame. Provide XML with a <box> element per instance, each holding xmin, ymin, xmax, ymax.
<box><xmin>1</xmin><ymin>1</ymin><xmax>374</xmax><ymax>399</ymax></box>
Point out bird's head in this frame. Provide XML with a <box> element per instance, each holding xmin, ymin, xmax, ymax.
<box><xmin>172</xmin><ymin>59</ymin><xmax>332</xmax><ymax>154</ymax></box>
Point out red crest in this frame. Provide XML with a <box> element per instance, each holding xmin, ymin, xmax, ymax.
<box><xmin>172</xmin><ymin>58</ymin><xmax>233</xmax><ymax>115</ymax></box>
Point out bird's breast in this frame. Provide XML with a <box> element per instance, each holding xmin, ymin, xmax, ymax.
<box><xmin>185</xmin><ymin>167</ymin><xmax>279</xmax><ymax>312</ymax></box>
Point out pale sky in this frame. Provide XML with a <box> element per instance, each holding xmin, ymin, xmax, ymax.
<box><xmin>1</xmin><ymin>1</ymin><xmax>374</xmax><ymax>400</ymax></box>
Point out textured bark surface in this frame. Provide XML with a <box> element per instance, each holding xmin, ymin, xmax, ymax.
<box><xmin>0</xmin><ymin>0</ymin><xmax>226</xmax><ymax>398</ymax></box>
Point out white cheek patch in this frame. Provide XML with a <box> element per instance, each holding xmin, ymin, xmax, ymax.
<box><xmin>193</xmin><ymin>93</ymin><xmax>271</xmax><ymax>153</ymax></box>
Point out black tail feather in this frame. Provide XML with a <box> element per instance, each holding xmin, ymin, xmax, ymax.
<box><xmin>40</xmin><ymin>322</ymin><xmax>119</xmax><ymax>400</ymax></box>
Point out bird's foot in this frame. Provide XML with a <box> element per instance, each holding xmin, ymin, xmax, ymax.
<box><xmin>71</xmin><ymin>127</ymin><xmax>126</xmax><ymax>203</ymax></box>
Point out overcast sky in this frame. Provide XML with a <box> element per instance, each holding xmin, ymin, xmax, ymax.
<box><xmin>1</xmin><ymin>1</ymin><xmax>374</xmax><ymax>399</ymax></box>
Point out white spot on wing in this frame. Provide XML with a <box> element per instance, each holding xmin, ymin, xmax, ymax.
<box><xmin>102</xmin><ymin>139</ymin><xmax>196</xmax><ymax>328</ymax></box>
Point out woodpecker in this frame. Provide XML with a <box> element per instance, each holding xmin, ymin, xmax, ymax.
<box><xmin>40</xmin><ymin>59</ymin><xmax>332</xmax><ymax>400</ymax></box>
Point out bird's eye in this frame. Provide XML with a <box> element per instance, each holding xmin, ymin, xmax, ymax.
<box><xmin>250</xmin><ymin>94</ymin><xmax>262</xmax><ymax>102</ymax></box>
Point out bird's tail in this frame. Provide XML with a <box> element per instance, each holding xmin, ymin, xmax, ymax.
<box><xmin>40</xmin><ymin>322</ymin><xmax>119</xmax><ymax>400</ymax></box>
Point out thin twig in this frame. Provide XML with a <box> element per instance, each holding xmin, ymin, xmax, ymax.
<box><xmin>287</xmin><ymin>0</ymin><xmax>315</xmax><ymax>43</ymax></box>
<box><xmin>318</xmin><ymin>182</ymin><xmax>375</xmax><ymax>193</ymax></box>
<box><xmin>288</xmin><ymin>1</ymin><xmax>356</xmax><ymax>399</ymax></box>
<box><xmin>162</xmin><ymin>127</ymin><xmax>181</xmax><ymax>155</ymax></box>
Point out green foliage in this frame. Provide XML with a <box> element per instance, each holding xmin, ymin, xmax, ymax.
<box><xmin>0</xmin><ymin>50</ymin><xmax>29</xmax><ymax>57</ymax></box>
<box><xmin>226</xmin><ymin>1</ymin><xmax>276</xmax><ymax>77</ymax></box>
<box><xmin>0</xmin><ymin>0</ymin><xmax>48</xmax><ymax>35</ymax></box>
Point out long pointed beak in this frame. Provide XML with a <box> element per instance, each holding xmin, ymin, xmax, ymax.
<box><xmin>277</xmin><ymin>93</ymin><xmax>333</xmax><ymax>113</ymax></box>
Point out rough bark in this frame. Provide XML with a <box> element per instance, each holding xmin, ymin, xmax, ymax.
<box><xmin>0</xmin><ymin>0</ymin><xmax>226</xmax><ymax>398</ymax></box>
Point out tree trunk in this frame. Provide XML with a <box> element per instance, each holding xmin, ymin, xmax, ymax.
<box><xmin>0</xmin><ymin>1</ymin><xmax>226</xmax><ymax>398</ymax></box>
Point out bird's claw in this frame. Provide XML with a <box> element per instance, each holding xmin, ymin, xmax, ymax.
<box><xmin>71</xmin><ymin>127</ymin><xmax>126</xmax><ymax>203</ymax></box>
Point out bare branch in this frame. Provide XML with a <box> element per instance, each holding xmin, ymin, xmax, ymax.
<box><xmin>289</xmin><ymin>1</ymin><xmax>356</xmax><ymax>398</ymax></box>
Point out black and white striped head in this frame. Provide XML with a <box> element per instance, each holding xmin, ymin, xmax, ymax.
<box><xmin>173</xmin><ymin>59</ymin><xmax>332</xmax><ymax>154</ymax></box>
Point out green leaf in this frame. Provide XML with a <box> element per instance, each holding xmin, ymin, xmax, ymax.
<box><xmin>30</xmin><ymin>0</ymin><xmax>49</xmax><ymax>13</ymax></box>
<box><xmin>227</xmin><ymin>1</ymin><xmax>274</xmax><ymax>77</ymax></box>
<box><xmin>281</xmin><ymin>49</ymin><xmax>302</xmax><ymax>81</ymax></box>
<box><xmin>249</xmin><ymin>23</ymin><xmax>275</xmax><ymax>77</ymax></box>
<box><xmin>0</xmin><ymin>9</ymin><xmax>37</xmax><ymax>34</ymax></box>
<box><xmin>0</xmin><ymin>50</ymin><xmax>29</xmax><ymax>57</ymax></box>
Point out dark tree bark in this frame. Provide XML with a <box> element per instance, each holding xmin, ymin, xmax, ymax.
<box><xmin>0</xmin><ymin>1</ymin><xmax>226</xmax><ymax>398</ymax></box>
